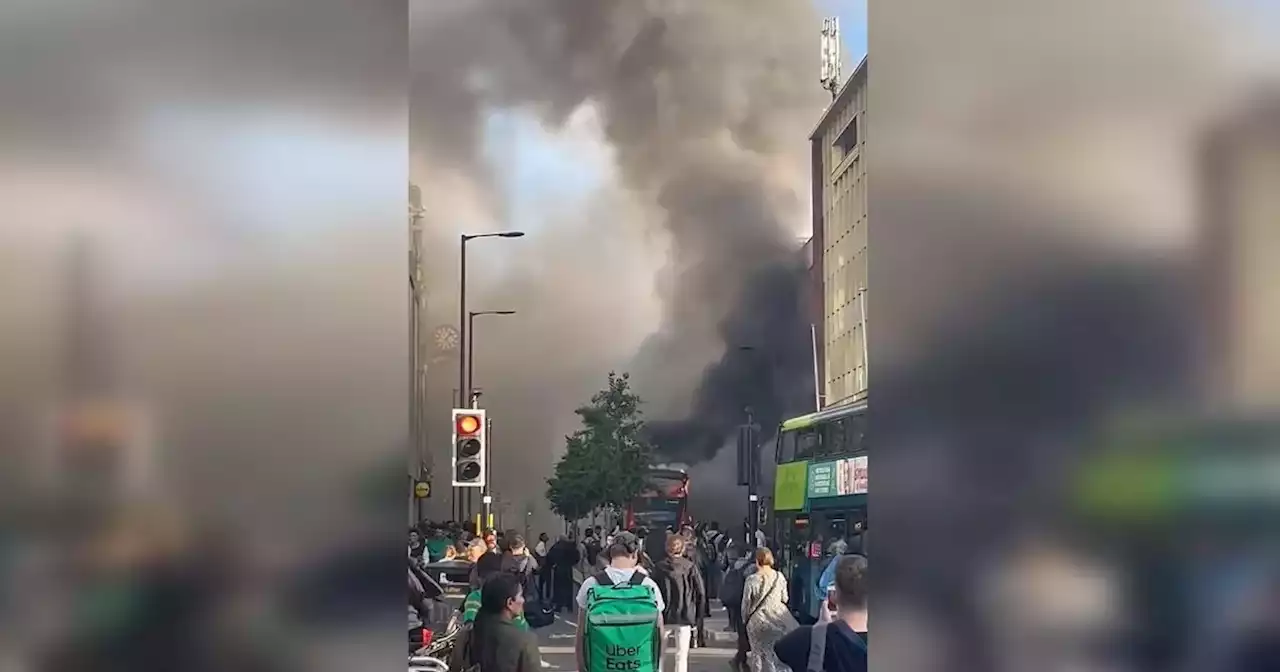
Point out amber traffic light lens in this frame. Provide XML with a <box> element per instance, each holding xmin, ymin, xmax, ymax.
<box><xmin>458</xmin><ymin>437</ymin><xmax>481</xmax><ymax>458</ymax></box>
<box><xmin>456</xmin><ymin>415</ymin><xmax>480</xmax><ymax>435</ymax></box>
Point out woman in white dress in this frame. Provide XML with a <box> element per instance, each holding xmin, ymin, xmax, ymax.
<box><xmin>740</xmin><ymin>547</ymin><xmax>798</xmax><ymax>672</ymax></box>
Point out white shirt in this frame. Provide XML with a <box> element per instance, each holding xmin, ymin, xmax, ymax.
<box><xmin>575</xmin><ymin>565</ymin><xmax>665</xmax><ymax>613</ymax></box>
<box><xmin>535</xmin><ymin>540</ymin><xmax>547</xmax><ymax>556</ymax></box>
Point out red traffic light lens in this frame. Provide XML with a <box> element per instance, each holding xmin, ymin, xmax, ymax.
<box><xmin>456</xmin><ymin>415</ymin><xmax>481</xmax><ymax>435</ymax></box>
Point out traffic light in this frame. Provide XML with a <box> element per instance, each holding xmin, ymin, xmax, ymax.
<box><xmin>451</xmin><ymin>408</ymin><xmax>487</xmax><ymax>487</ymax></box>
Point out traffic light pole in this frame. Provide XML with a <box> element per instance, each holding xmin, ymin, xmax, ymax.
<box><xmin>455</xmin><ymin>234</ymin><xmax>468</xmax><ymax>525</ymax></box>
<box><xmin>468</xmin><ymin>391</ymin><xmax>481</xmax><ymax>524</ymax></box>
<box><xmin>467</xmin><ymin>317</ymin><xmax>476</xmax><ymax>526</ymax></box>
<box><xmin>746</xmin><ymin>406</ymin><xmax>759</xmax><ymax>545</ymax></box>
<box><xmin>483</xmin><ymin>417</ymin><xmax>493</xmax><ymax>532</ymax></box>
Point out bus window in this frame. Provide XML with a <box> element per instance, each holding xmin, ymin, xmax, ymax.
<box><xmin>822</xmin><ymin>514</ymin><xmax>848</xmax><ymax>555</ymax></box>
<box><xmin>845</xmin><ymin>413</ymin><xmax>867</xmax><ymax>454</ymax></box>
<box><xmin>795</xmin><ymin>427</ymin><xmax>820</xmax><ymax>460</ymax></box>
<box><xmin>823</xmin><ymin>418</ymin><xmax>847</xmax><ymax>457</ymax></box>
<box><xmin>776</xmin><ymin>430</ymin><xmax>796</xmax><ymax>463</ymax></box>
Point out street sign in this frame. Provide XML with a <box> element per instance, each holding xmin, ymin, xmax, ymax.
<box><xmin>414</xmin><ymin>481</ymin><xmax>431</xmax><ymax>498</ymax></box>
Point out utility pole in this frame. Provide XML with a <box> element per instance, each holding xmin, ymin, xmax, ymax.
<box><xmin>409</xmin><ymin>184</ymin><xmax>427</xmax><ymax>523</ymax></box>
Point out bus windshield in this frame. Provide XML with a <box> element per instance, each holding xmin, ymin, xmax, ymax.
<box><xmin>630</xmin><ymin>498</ymin><xmax>685</xmax><ymax>528</ymax></box>
<box><xmin>628</xmin><ymin>469</ymin><xmax>689</xmax><ymax>529</ymax></box>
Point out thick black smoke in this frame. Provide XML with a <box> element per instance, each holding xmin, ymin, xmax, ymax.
<box><xmin>644</xmin><ymin>261</ymin><xmax>817</xmax><ymax>462</ymax></box>
<box><xmin>410</xmin><ymin>0</ymin><xmax>828</xmax><ymax>501</ymax></box>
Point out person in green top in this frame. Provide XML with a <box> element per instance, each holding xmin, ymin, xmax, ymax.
<box><xmin>425</xmin><ymin>529</ymin><xmax>452</xmax><ymax>562</ymax></box>
<box><xmin>464</xmin><ymin>551</ymin><xmax>529</xmax><ymax>629</ymax></box>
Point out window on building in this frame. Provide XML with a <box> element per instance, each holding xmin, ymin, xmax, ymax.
<box><xmin>832</xmin><ymin>115</ymin><xmax>859</xmax><ymax>167</ymax></box>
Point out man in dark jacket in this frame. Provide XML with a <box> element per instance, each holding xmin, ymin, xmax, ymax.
<box><xmin>678</xmin><ymin>526</ymin><xmax>710</xmax><ymax>647</ymax></box>
<box><xmin>546</xmin><ymin>534</ymin><xmax>580</xmax><ymax>613</ymax></box>
<box><xmin>581</xmin><ymin>528</ymin><xmax>602</xmax><ymax>569</ymax></box>
<box><xmin>500</xmin><ymin>533</ymin><xmax>539</xmax><ymax>599</ymax></box>
<box><xmin>652</xmin><ymin>535</ymin><xmax>706</xmax><ymax>672</ymax></box>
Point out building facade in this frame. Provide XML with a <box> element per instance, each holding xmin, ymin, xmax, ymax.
<box><xmin>810</xmin><ymin>57</ymin><xmax>868</xmax><ymax>409</ymax></box>
<box><xmin>1200</xmin><ymin>89</ymin><xmax>1280</xmax><ymax>411</ymax></box>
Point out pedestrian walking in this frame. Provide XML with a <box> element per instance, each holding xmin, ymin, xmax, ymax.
<box><xmin>575</xmin><ymin>532</ymin><xmax>665</xmax><ymax>672</ymax></box>
<box><xmin>500</xmin><ymin>533</ymin><xmax>539</xmax><ymax>597</ymax></box>
<box><xmin>534</xmin><ymin>532</ymin><xmax>553</xmax><ymax>600</ymax></box>
<box><xmin>721</xmin><ymin>546</ymin><xmax>750</xmax><ymax>632</ymax></box>
<box><xmin>547</xmin><ymin>534</ymin><xmax>581</xmax><ymax>613</ymax></box>
<box><xmin>741</xmin><ymin>548</ymin><xmax>798</xmax><ymax>672</ymax></box>
<box><xmin>653</xmin><ymin>534</ymin><xmax>705</xmax><ymax>672</ymax></box>
<box><xmin>582</xmin><ymin>529</ymin><xmax>602</xmax><ymax>572</ymax></box>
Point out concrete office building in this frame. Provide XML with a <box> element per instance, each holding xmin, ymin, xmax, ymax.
<box><xmin>1200</xmin><ymin>89</ymin><xmax>1280</xmax><ymax>411</ymax></box>
<box><xmin>809</xmin><ymin>57</ymin><xmax>868</xmax><ymax>409</ymax></box>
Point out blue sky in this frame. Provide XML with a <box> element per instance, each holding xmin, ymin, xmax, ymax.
<box><xmin>484</xmin><ymin>1</ymin><xmax>867</xmax><ymax>234</ymax></box>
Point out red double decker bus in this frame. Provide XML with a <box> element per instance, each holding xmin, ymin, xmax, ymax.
<box><xmin>625</xmin><ymin>465</ymin><xmax>691</xmax><ymax>530</ymax></box>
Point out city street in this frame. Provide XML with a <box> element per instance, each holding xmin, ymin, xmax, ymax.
<box><xmin>534</xmin><ymin>605</ymin><xmax>738</xmax><ymax>672</ymax></box>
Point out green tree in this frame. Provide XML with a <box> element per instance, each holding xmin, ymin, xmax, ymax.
<box><xmin>547</xmin><ymin>371</ymin><xmax>654</xmax><ymax>524</ymax></box>
<box><xmin>545</xmin><ymin>434</ymin><xmax>594</xmax><ymax>522</ymax></box>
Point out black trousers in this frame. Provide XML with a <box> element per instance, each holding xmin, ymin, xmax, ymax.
<box><xmin>552</xmin><ymin>571</ymin><xmax>576</xmax><ymax>611</ymax></box>
<box><xmin>731</xmin><ymin>619</ymin><xmax>751</xmax><ymax>672</ymax></box>
<box><xmin>725</xmin><ymin>604</ymin><xmax>742</xmax><ymax>632</ymax></box>
<box><xmin>538</xmin><ymin>567</ymin><xmax>554</xmax><ymax>601</ymax></box>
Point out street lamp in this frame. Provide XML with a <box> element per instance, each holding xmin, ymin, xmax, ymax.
<box><xmin>456</xmin><ymin>231</ymin><xmax>524</xmax><ymax>522</ymax></box>
<box><xmin>468</xmin><ymin>309</ymin><xmax>516</xmax><ymax>529</ymax></box>
<box><xmin>737</xmin><ymin>345</ymin><xmax>762</xmax><ymax>543</ymax></box>
<box><xmin>468</xmin><ymin>310</ymin><xmax>517</xmax><ymax>404</ymax></box>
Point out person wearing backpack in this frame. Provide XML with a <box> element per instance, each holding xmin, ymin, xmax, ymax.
<box><xmin>575</xmin><ymin>532</ymin><xmax>666</xmax><ymax>672</ymax></box>
<box><xmin>450</xmin><ymin>573</ymin><xmax>542</xmax><ymax>672</ymax></box>
<box><xmin>463</xmin><ymin>552</ymin><xmax>530</xmax><ymax>630</ymax></box>
<box><xmin>773</xmin><ymin>554</ymin><xmax>866</xmax><ymax>672</ymax></box>
<box><xmin>500</xmin><ymin>533</ymin><xmax>539</xmax><ymax>595</ymax></box>
<box><xmin>721</xmin><ymin>546</ymin><xmax>751</xmax><ymax>633</ymax></box>
<box><xmin>583</xmin><ymin>529</ymin><xmax>603</xmax><ymax>570</ymax></box>
<box><xmin>653</xmin><ymin>534</ymin><xmax>707</xmax><ymax>672</ymax></box>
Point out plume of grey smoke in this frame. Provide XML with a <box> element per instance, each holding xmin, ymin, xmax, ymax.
<box><xmin>410</xmin><ymin>0</ymin><xmax>827</xmax><ymax>509</ymax></box>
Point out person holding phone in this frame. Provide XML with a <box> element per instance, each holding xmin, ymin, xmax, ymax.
<box><xmin>774</xmin><ymin>555</ymin><xmax>867</xmax><ymax>672</ymax></box>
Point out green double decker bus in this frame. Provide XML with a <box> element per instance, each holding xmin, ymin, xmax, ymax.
<box><xmin>769</xmin><ymin>399</ymin><xmax>867</xmax><ymax>622</ymax></box>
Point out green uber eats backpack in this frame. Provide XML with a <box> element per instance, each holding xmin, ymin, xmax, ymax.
<box><xmin>583</xmin><ymin>571</ymin><xmax>661</xmax><ymax>672</ymax></box>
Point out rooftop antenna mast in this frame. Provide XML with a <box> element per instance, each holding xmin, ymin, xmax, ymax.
<box><xmin>820</xmin><ymin>17</ymin><xmax>842</xmax><ymax>101</ymax></box>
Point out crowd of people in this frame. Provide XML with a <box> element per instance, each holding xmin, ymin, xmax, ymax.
<box><xmin>409</xmin><ymin>519</ymin><xmax>868</xmax><ymax>672</ymax></box>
